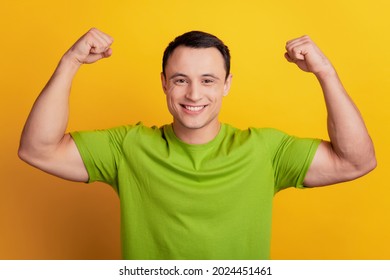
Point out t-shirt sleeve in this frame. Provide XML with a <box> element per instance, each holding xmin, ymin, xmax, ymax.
<box><xmin>70</xmin><ymin>125</ymin><xmax>132</xmax><ymax>189</ymax></box>
<box><xmin>259</xmin><ymin>128</ymin><xmax>321</xmax><ymax>192</ymax></box>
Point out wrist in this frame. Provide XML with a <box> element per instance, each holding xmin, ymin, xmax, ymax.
<box><xmin>61</xmin><ymin>50</ymin><xmax>83</xmax><ymax>68</ymax></box>
<box><xmin>58</xmin><ymin>52</ymin><xmax>82</xmax><ymax>77</ymax></box>
<box><xmin>314</xmin><ymin>65</ymin><xmax>338</xmax><ymax>81</ymax></box>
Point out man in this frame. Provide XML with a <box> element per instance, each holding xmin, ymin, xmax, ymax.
<box><xmin>19</xmin><ymin>28</ymin><xmax>376</xmax><ymax>259</ymax></box>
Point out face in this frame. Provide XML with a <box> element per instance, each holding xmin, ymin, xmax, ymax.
<box><xmin>161</xmin><ymin>46</ymin><xmax>232</xmax><ymax>139</ymax></box>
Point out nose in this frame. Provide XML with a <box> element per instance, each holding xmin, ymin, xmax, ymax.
<box><xmin>185</xmin><ymin>82</ymin><xmax>202</xmax><ymax>102</ymax></box>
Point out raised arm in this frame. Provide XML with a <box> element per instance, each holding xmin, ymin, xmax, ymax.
<box><xmin>18</xmin><ymin>28</ymin><xmax>114</xmax><ymax>182</ymax></box>
<box><xmin>284</xmin><ymin>35</ymin><xmax>376</xmax><ymax>187</ymax></box>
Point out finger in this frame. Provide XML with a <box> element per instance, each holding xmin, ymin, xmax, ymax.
<box><xmin>286</xmin><ymin>35</ymin><xmax>311</xmax><ymax>47</ymax></box>
<box><xmin>285</xmin><ymin>46</ymin><xmax>305</xmax><ymax>61</ymax></box>
<box><xmin>84</xmin><ymin>49</ymin><xmax>113</xmax><ymax>64</ymax></box>
<box><xmin>87</xmin><ymin>28</ymin><xmax>114</xmax><ymax>54</ymax></box>
<box><xmin>103</xmin><ymin>48</ymin><xmax>113</xmax><ymax>58</ymax></box>
<box><xmin>89</xmin><ymin>44</ymin><xmax>111</xmax><ymax>54</ymax></box>
<box><xmin>286</xmin><ymin>41</ymin><xmax>309</xmax><ymax>61</ymax></box>
<box><xmin>286</xmin><ymin>35</ymin><xmax>311</xmax><ymax>50</ymax></box>
<box><xmin>284</xmin><ymin>52</ymin><xmax>294</xmax><ymax>63</ymax></box>
<box><xmin>89</xmin><ymin>28</ymin><xmax>114</xmax><ymax>47</ymax></box>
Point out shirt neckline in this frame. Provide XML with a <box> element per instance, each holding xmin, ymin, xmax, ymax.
<box><xmin>164</xmin><ymin>123</ymin><xmax>226</xmax><ymax>151</ymax></box>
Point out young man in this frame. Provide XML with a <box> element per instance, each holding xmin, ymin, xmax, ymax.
<box><xmin>19</xmin><ymin>28</ymin><xmax>376</xmax><ymax>259</ymax></box>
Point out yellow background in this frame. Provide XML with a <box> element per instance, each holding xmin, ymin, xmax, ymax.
<box><xmin>1</xmin><ymin>0</ymin><xmax>389</xmax><ymax>259</ymax></box>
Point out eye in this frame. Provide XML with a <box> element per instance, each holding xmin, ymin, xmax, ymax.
<box><xmin>202</xmin><ymin>79</ymin><xmax>214</xmax><ymax>85</ymax></box>
<box><xmin>174</xmin><ymin>78</ymin><xmax>188</xmax><ymax>85</ymax></box>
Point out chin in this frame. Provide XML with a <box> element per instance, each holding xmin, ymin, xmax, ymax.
<box><xmin>181</xmin><ymin>123</ymin><xmax>206</xmax><ymax>130</ymax></box>
<box><xmin>175</xmin><ymin>119</ymin><xmax>208</xmax><ymax>130</ymax></box>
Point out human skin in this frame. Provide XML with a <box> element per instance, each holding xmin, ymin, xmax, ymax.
<box><xmin>161</xmin><ymin>46</ymin><xmax>232</xmax><ymax>145</ymax></box>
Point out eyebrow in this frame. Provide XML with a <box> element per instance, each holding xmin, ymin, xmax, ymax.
<box><xmin>169</xmin><ymin>73</ymin><xmax>188</xmax><ymax>80</ymax></box>
<box><xmin>169</xmin><ymin>73</ymin><xmax>220</xmax><ymax>80</ymax></box>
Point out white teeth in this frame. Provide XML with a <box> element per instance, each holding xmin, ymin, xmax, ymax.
<box><xmin>185</xmin><ymin>105</ymin><xmax>205</xmax><ymax>111</ymax></box>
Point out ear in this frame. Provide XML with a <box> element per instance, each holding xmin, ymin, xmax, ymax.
<box><xmin>161</xmin><ymin>72</ymin><xmax>168</xmax><ymax>94</ymax></box>
<box><xmin>223</xmin><ymin>74</ymin><xmax>233</xmax><ymax>96</ymax></box>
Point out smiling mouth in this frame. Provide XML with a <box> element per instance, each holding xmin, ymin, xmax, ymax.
<box><xmin>181</xmin><ymin>105</ymin><xmax>207</xmax><ymax>112</ymax></box>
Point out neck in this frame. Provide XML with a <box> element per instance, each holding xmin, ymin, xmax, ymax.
<box><xmin>172</xmin><ymin>121</ymin><xmax>221</xmax><ymax>145</ymax></box>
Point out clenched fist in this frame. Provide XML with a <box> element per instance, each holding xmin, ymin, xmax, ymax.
<box><xmin>284</xmin><ymin>35</ymin><xmax>334</xmax><ymax>78</ymax></box>
<box><xmin>64</xmin><ymin>28</ymin><xmax>114</xmax><ymax>65</ymax></box>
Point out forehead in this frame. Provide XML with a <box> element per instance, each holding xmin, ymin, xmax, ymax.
<box><xmin>165</xmin><ymin>46</ymin><xmax>226</xmax><ymax>76</ymax></box>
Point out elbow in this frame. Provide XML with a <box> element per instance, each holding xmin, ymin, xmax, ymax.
<box><xmin>18</xmin><ymin>144</ymin><xmax>32</xmax><ymax>164</ymax></box>
<box><xmin>341</xmin><ymin>140</ymin><xmax>377</xmax><ymax>179</ymax></box>
<box><xmin>18</xmin><ymin>132</ymin><xmax>33</xmax><ymax>163</ymax></box>
<box><xmin>18</xmin><ymin>136</ymin><xmax>63</xmax><ymax>167</ymax></box>
<box><xmin>354</xmin><ymin>152</ymin><xmax>377</xmax><ymax>178</ymax></box>
<box><xmin>364</xmin><ymin>154</ymin><xmax>377</xmax><ymax>174</ymax></box>
<box><xmin>363</xmin><ymin>143</ymin><xmax>377</xmax><ymax>174</ymax></box>
<box><xmin>18</xmin><ymin>144</ymin><xmax>26</xmax><ymax>161</ymax></box>
<box><xmin>18</xmin><ymin>143</ymin><xmax>43</xmax><ymax>166</ymax></box>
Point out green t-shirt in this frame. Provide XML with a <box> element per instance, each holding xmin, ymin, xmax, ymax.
<box><xmin>70</xmin><ymin>123</ymin><xmax>320</xmax><ymax>259</ymax></box>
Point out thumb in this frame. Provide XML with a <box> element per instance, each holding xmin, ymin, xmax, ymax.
<box><xmin>84</xmin><ymin>48</ymin><xmax>113</xmax><ymax>64</ymax></box>
<box><xmin>284</xmin><ymin>52</ymin><xmax>294</xmax><ymax>63</ymax></box>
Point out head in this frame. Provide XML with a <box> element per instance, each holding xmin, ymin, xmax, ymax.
<box><xmin>160</xmin><ymin>31</ymin><xmax>233</xmax><ymax>143</ymax></box>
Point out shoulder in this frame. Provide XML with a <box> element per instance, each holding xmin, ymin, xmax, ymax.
<box><xmin>119</xmin><ymin>123</ymin><xmax>170</xmax><ymax>147</ymax></box>
<box><xmin>71</xmin><ymin>122</ymin><xmax>166</xmax><ymax>149</ymax></box>
<box><xmin>249</xmin><ymin>127</ymin><xmax>288</xmax><ymax>138</ymax></box>
<box><xmin>94</xmin><ymin>122</ymin><xmax>164</xmax><ymax>138</ymax></box>
<box><xmin>223</xmin><ymin>124</ymin><xmax>288</xmax><ymax>141</ymax></box>
<box><xmin>220</xmin><ymin>124</ymin><xmax>291</xmax><ymax>154</ymax></box>
<box><xmin>120</xmin><ymin>122</ymin><xmax>163</xmax><ymax>138</ymax></box>
<box><xmin>222</xmin><ymin>124</ymin><xmax>316</xmax><ymax>158</ymax></box>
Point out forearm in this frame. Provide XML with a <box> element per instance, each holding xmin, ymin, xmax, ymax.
<box><xmin>317</xmin><ymin>70</ymin><xmax>376</xmax><ymax>170</ymax></box>
<box><xmin>19</xmin><ymin>54</ymin><xmax>80</xmax><ymax>157</ymax></box>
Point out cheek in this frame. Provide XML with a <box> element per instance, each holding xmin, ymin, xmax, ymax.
<box><xmin>166</xmin><ymin>94</ymin><xmax>175</xmax><ymax>109</ymax></box>
<box><xmin>209</xmin><ymin>87</ymin><xmax>225</xmax><ymax>102</ymax></box>
<box><xmin>167</xmin><ymin>84</ymin><xmax>184</xmax><ymax>96</ymax></box>
<box><xmin>215</xmin><ymin>97</ymin><xmax>224</xmax><ymax>110</ymax></box>
<box><xmin>167</xmin><ymin>86</ymin><xmax>189</xmax><ymax>106</ymax></box>
<box><xmin>165</xmin><ymin>91</ymin><xmax>181</xmax><ymax>114</ymax></box>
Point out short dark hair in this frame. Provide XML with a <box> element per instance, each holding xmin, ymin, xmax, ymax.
<box><xmin>162</xmin><ymin>31</ymin><xmax>231</xmax><ymax>80</ymax></box>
